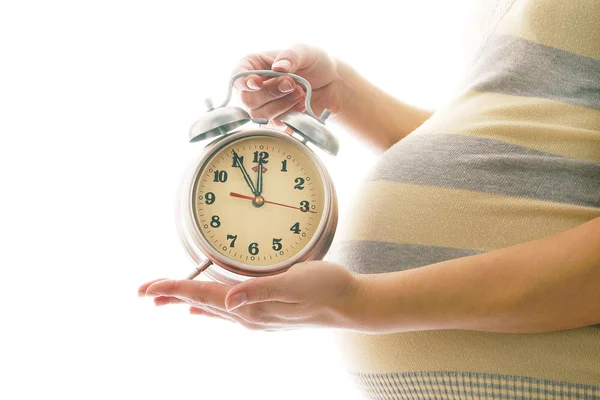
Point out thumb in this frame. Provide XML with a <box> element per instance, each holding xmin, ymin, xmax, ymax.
<box><xmin>272</xmin><ymin>44</ymin><xmax>316</xmax><ymax>74</ymax></box>
<box><xmin>225</xmin><ymin>274</ymin><xmax>291</xmax><ymax>311</ymax></box>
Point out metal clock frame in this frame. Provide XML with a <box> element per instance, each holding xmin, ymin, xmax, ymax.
<box><xmin>176</xmin><ymin>127</ymin><xmax>338</xmax><ymax>286</ymax></box>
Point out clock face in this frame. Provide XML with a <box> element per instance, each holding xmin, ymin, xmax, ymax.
<box><xmin>192</xmin><ymin>134</ymin><xmax>327</xmax><ymax>268</ymax></box>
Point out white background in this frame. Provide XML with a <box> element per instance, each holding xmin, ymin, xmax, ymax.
<box><xmin>1</xmin><ymin>1</ymin><xmax>479</xmax><ymax>399</ymax></box>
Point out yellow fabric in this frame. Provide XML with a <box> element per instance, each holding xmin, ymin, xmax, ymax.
<box><xmin>336</xmin><ymin>327</ymin><xmax>600</xmax><ymax>383</ymax></box>
<box><xmin>495</xmin><ymin>0</ymin><xmax>600</xmax><ymax>60</ymax></box>
<box><xmin>334</xmin><ymin>0</ymin><xmax>600</xmax><ymax>395</ymax></box>
<box><xmin>421</xmin><ymin>90</ymin><xmax>600</xmax><ymax>162</ymax></box>
<box><xmin>343</xmin><ymin>181</ymin><xmax>600</xmax><ymax>251</ymax></box>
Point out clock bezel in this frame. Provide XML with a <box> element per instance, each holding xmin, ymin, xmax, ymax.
<box><xmin>176</xmin><ymin>127</ymin><xmax>338</xmax><ymax>285</ymax></box>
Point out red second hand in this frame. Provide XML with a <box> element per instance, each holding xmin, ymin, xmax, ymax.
<box><xmin>229</xmin><ymin>192</ymin><xmax>317</xmax><ymax>213</ymax></box>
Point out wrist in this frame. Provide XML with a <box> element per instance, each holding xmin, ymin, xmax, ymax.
<box><xmin>328</xmin><ymin>60</ymin><xmax>407</xmax><ymax>151</ymax></box>
<box><xmin>330</xmin><ymin>59</ymin><xmax>435</xmax><ymax>151</ymax></box>
<box><xmin>340</xmin><ymin>271</ymin><xmax>380</xmax><ymax>333</ymax></box>
<box><xmin>331</xmin><ymin>59</ymin><xmax>362</xmax><ymax>122</ymax></box>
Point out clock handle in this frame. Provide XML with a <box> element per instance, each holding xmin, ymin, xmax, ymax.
<box><xmin>185</xmin><ymin>259</ymin><xmax>213</xmax><ymax>280</ymax></box>
<box><xmin>216</xmin><ymin>70</ymin><xmax>331</xmax><ymax>123</ymax></box>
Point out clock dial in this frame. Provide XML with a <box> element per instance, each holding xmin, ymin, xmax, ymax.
<box><xmin>192</xmin><ymin>135</ymin><xmax>326</xmax><ymax>267</ymax></box>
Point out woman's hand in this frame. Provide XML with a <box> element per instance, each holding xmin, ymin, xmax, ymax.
<box><xmin>233</xmin><ymin>44</ymin><xmax>341</xmax><ymax>129</ymax></box>
<box><xmin>138</xmin><ymin>261</ymin><xmax>366</xmax><ymax>332</ymax></box>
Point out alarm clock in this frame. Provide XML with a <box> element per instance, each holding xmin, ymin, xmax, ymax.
<box><xmin>176</xmin><ymin>70</ymin><xmax>339</xmax><ymax>285</ymax></box>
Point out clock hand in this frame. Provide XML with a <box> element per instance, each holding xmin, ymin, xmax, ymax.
<box><xmin>231</xmin><ymin>149</ymin><xmax>257</xmax><ymax>195</ymax></box>
<box><xmin>256</xmin><ymin>160</ymin><xmax>263</xmax><ymax>196</ymax></box>
<box><xmin>229</xmin><ymin>192</ymin><xmax>255</xmax><ymax>200</ymax></box>
<box><xmin>229</xmin><ymin>192</ymin><xmax>318</xmax><ymax>213</ymax></box>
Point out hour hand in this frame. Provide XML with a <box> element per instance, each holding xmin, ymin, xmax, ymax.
<box><xmin>232</xmin><ymin>149</ymin><xmax>256</xmax><ymax>195</ymax></box>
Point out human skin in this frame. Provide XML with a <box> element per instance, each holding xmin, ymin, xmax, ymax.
<box><xmin>139</xmin><ymin>216</ymin><xmax>600</xmax><ymax>334</ymax></box>
<box><xmin>138</xmin><ymin>45</ymin><xmax>600</xmax><ymax>334</ymax></box>
<box><xmin>230</xmin><ymin>43</ymin><xmax>434</xmax><ymax>152</ymax></box>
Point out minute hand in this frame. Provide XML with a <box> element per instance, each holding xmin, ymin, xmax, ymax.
<box><xmin>231</xmin><ymin>150</ymin><xmax>256</xmax><ymax>195</ymax></box>
<box><xmin>256</xmin><ymin>160</ymin><xmax>263</xmax><ymax>196</ymax></box>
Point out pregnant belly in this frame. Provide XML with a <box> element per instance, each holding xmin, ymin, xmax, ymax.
<box><xmin>327</xmin><ymin>1</ymin><xmax>600</xmax><ymax>392</ymax></box>
<box><xmin>328</xmin><ymin>131</ymin><xmax>600</xmax><ymax>398</ymax></box>
<box><xmin>333</xmin><ymin>328</ymin><xmax>600</xmax><ymax>398</ymax></box>
<box><xmin>331</xmin><ymin>132</ymin><xmax>600</xmax><ymax>275</ymax></box>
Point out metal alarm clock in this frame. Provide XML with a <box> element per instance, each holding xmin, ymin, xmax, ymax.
<box><xmin>177</xmin><ymin>70</ymin><xmax>339</xmax><ymax>285</ymax></box>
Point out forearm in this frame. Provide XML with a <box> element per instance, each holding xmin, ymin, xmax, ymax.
<box><xmin>352</xmin><ymin>217</ymin><xmax>600</xmax><ymax>334</ymax></box>
<box><xmin>332</xmin><ymin>60</ymin><xmax>434</xmax><ymax>152</ymax></box>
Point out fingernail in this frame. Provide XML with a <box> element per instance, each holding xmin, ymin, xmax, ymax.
<box><xmin>247</xmin><ymin>78</ymin><xmax>259</xmax><ymax>90</ymax></box>
<box><xmin>278</xmin><ymin>80</ymin><xmax>294</xmax><ymax>93</ymax></box>
<box><xmin>145</xmin><ymin>291</ymin><xmax>159</xmax><ymax>297</ymax></box>
<box><xmin>272</xmin><ymin>59</ymin><xmax>291</xmax><ymax>71</ymax></box>
<box><xmin>227</xmin><ymin>292</ymin><xmax>248</xmax><ymax>311</ymax></box>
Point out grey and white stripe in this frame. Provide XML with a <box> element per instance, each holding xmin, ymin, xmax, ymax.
<box><xmin>369</xmin><ymin>133</ymin><xmax>600</xmax><ymax>208</ymax></box>
<box><xmin>467</xmin><ymin>34</ymin><xmax>600</xmax><ymax>110</ymax></box>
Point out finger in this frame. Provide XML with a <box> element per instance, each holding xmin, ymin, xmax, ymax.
<box><xmin>272</xmin><ymin>44</ymin><xmax>317</xmax><ymax>74</ymax></box>
<box><xmin>267</xmin><ymin>101</ymin><xmax>306</xmax><ymax>130</ymax></box>
<box><xmin>236</xmin><ymin>73</ymin><xmax>264</xmax><ymax>92</ymax></box>
<box><xmin>192</xmin><ymin>305</ymin><xmax>239</xmax><ymax>323</ymax></box>
<box><xmin>138</xmin><ymin>278</ymin><xmax>169</xmax><ymax>297</ymax></box>
<box><xmin>145</xmin><ymin>279</ymin><xmax>230</xmax><ymax>310</ymax></box>
<box><xmin>189</xmin><ymin>307</ymin><xmax>235</xmax><ymax>323</ymax></box>
<box><xmin>195</xmin><ymin>305</ymin><xmax>284</xmax><ymax>331</ymax></box>
<box><xmin>274</xmin><ymin>101</ymin><xmax>306</xmax><ymax>122</ymax></box>
<box><xmin>153</xmin><ymin>295</ymin><xmax>185</xmax><ymax>306</ymax></box>
<box><xmin>300</xmin><ymin>82</ymin><xmax>336</xmax><ymax>116</ymax></box>
<box><xmin>276</xmin><ymin>45</ymin><xmax>335</xmax><ymax>90</ymax></box>
<box><xmin>247</xmin><ymin>87</ymin><xmax>304</xmax><ymax>120</ymax></box>
<box><xmin>231</xmin><ymin>302</ymin><xmax>307</xmax><ymax>325</ymax></box>
<box><xmin>239</xmin><ymin>76</ymin><xmax>297</xmax><ymax>110</ymax></box>
<box><xmin>189</xmin><ymin>307</ymin><xmax>215</xmax><ymax>316</ymax></box>
<box><xmin>225</xmin><ymin>273</ymin><xmax>295</xmax><ymax>311</ymax></box>
<box><xmin>268</xmin><ymin>119</ymin><xmax>286</xmax><ymax>130</ymax></box>
<box><xmin>231</xmin><ymin>51</ymin><xmax>278</xmax><ymax>91</ymax></box>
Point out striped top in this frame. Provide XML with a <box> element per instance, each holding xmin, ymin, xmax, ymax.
<box><xmin>330</xmin><ymin>0</ymin><xmax>600</xmax><ymax>398</ymax></box>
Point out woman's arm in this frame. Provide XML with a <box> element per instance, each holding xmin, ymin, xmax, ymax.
<box><xmin>231</xmin><ymin>45</ymin><xmax>433</xmax><ymax>152</ymax></box>
<box><xmin>333</xmin><ymin>60</ymin><xmax>434</xmax><ymax>152</ymax></box>
<box><xmin>140</xmin><ymin>216</ymin><xmax>600</xmax><ymax>334</ymax></box>
<box><xmin>354</xmin><ymin>216</ymin><xmax>600</xmax><ymax>334</ymax></box>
